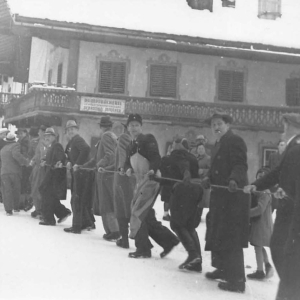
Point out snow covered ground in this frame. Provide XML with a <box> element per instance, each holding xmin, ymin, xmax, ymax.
<box><xmin>0</xmin><ymin>192</ymin><xmax>279</xmax><ymax>300</ymax></box>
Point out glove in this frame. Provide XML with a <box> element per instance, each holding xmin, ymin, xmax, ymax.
<box><xmin>183</xmin><ymin>170</ymin><xmax>191</xmax><ymax>185</ymax></box>
<box><xmin>201</xmin><ymin>177</ymin><xmax>210</xmax><ymax>189</ymax></box>
<box><xmin>228</xmin><ymin>180</ymin><xmax>238</xmax><ymax>193</ymax></box>
<box><xmin>243</xmin><ymin>185</ymin><xmax>257</xmax><ymax>194</ymax></box>
<box><xmin>126</xmin><ymin>168</ymin><xmax>132</xmax><ymax>177</ymax></box>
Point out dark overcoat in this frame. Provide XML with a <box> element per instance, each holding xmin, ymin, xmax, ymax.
<box><xmin>253</xmin><ymin>134</ymin><xmax>300</xmax><ymax>300</ymax></box>
<box><xmin>65</xmin><ymin>134</ymin><xmax>90</xmax><ymax>166</ymax></box>
<box><xmin>159</xmin><ymin>149</ymin><xmax>202</xmax><ymax>228</ymax></box>
<box><xmin>205</xmin><ymin>129</ymin><xmax>250</xmax><ymax>252</ymax></box>
<box><xmin>39</xmin><ymin>141</ymin><xmax>67</xmax><ymax>200</ymax></box>
<box><xmin>112</xmin><ymin>132</ymin><xmax>135</xmax><ymax>218</ymax></box>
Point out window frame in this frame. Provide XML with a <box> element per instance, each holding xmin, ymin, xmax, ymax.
<box><xmin>215</xmin><ymin>62</ymin><xmax>247</xmax><ymax>103</ymax></box>
<box><xmin>258</xmin><ymin>0</ymin><xmax>281</xmax><ymax>20</ymax></box>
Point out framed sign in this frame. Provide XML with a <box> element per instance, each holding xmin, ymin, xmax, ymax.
<box><xmin>80</xmin><ymin>96</ymin><xmax>125</xmax><ymax>115</ymax></box>
<box><xmin>262</xmin><ymin>146</ymin><xmax>277</xmax><ymax>167</ymax></box>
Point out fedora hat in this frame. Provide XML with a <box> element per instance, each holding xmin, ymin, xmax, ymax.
<box><xmin>65</xmin><ymin>120</ymin><xmax>79</xmax><ymax>130</ymax></box>
<box><xmin>205</xmin><ymin>109</ymin><xmax>233</xmax><ymax>125</ymax></box>
<box><xmin>44</xmin><ymin>127</ymin><xmax>56</xmax><ymax>136</ymax></box>
<box><xmin>99</xmin><ymin>116</ymin><xmax>113</xmax><ymax>128</ymax></box>
<box><xmin>0</xmin><ymin>128</ymin><xmax>9</xmax><ymax>135</ymax></box>
<box><xmin>4</xmin><ymin>132</ymin><xmax>16</xmax><ymax>142</ymax></box>
<box><xmin>126</xmin><ymin>114</ymin><xmax>142</xmax><ymax>126</ymax></box>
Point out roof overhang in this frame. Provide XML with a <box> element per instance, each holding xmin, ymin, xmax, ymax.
<box><xmin>11</xmin><ymin>14</ymin><xmax>300</xmax><ymax>65</ymax></box>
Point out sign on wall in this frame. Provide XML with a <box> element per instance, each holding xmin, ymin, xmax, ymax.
<box><xmin>80</xmin><ymin>96</ymin><xmax>125</xmax><ymax>114</ymax></box>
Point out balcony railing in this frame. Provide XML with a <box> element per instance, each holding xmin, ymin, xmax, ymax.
<box><xmin>4</xmin><ymin>88</ymin><xmax>300</xmax><ymax>132</ymax></box>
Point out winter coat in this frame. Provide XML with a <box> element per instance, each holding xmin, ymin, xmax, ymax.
<box><xmin>28</xmin><ymin>137</ymin><xmax>39</xmax><ymax>160</ymax></box>
<box><xmin>249</xmin><ymin>192</ymin><xmax>273</xmax><ymax>247</ymax></box>
<box><xmin>19</xmin><ymin>136</ymin><xmax>30</xmax><ymax>158</ymax></box>
<box><xmin>30</xmin><ymin>139</ymin><xmax>47</xmax><ymax>200</ymax></box>
<box><xmin>83</xmin><ymin>130</ymin><xmax>117</xmax><ymax>215</ymax></box>
<box><xmin>112</xmin><ymin>132</ymin><xmax>135</xmax><ymax>218</ymax></box>
<box><xmin>205</xmin><ymin>129</ymin><xmax>250</xmax><ymax>252</ymax></box>
<box><xmin>159</xmin><ymin>149</ymin><xmax>202</xmax><ymax>228</ymax></box>
<box><xmin>196</xmin><ymin>153</ymin><xmax>211</xmax><ymax>179</ymax></box>
<box><xmin>39</xmin><ymin>141</ymin><xmax>67</xmax><ymax>200</ymax></box>
<box><xmin>65</xmin><ymin>134</ymin><xmax>90</xmax><ymax>166</ymax></box>
<box><xmin>253</xmin><ymin>134</ymin><xmax>300</xmax><ymax>300</ymax></box>
<box><xmin>0</xmin><ymin>142</ymin><xmax>28</xmax><ymax>176</ymax></box>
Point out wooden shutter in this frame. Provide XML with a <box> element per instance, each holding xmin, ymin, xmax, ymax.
<box><xmin>286</xmin><ymin>78</ymin><xmax>300</xmax><ymax>106</ymax></box>
<box><xmin>258</xmin><ymin>0</ymin><xmax>281</xmax><ymax>19</ymax></box>
<box><xmin>149</xmin><ymin>64</ymin><xmax>177</xmax><ymax>98</ymax></box>
<box><xmin>48</xmin><ymin>69</ymin><xmax>52</xmax><ymax>85</ymax></box>
<box><xmin>99</xmin><ymin>61</ymin><xmax>126</xmax><ymax>94</ymax></box>
<box><xmin>218</xmin><ymin>70</ymin><xmax>244</xmax><ymax>102</ymax></box>
<box><xmin>57</xmin><ymin>63</ymin><xmax>63</xmax><ymax>87</ymax></box>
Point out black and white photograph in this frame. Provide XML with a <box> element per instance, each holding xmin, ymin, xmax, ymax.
<box><xmin>0</xmin><ymin>0</ymin><xmax>299</xmax><ymax>299</ymax></box>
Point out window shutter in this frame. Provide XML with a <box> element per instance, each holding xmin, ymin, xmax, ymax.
<box><xmin>258</xmin><ymin>0</ymin><xmax>281</xmax><ymax>19</ymax></box>
<box><xmin>99</xmin><ymin>61</ymin><xmax>126</xmax><ymax>94</ymax></box>
<box><xmin>150</xmin><ymin>65</ymin><xmax>177</xmax><ymax>98</ymax></box>
<box><xmin>218</xmin><ymin>70</ymin><xmax>244</xmax><ymax>102</ymax></box>
<box><xmin>48</xmin><ymin>69</ymin><xmax>52</xmax><ymax>85</ymax></box>
<box><xmin>57</xmin><ymin>64</ymin><xmax>63</xmax><ymax>87</ymax></box>
<box><xmin>286</xmin><ymin>78</ymin><xmax>300</xmax><ymax>106</ymax></box>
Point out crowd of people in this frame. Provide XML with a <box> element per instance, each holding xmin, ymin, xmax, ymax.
<box><xmin>0</xmin><ymin>110</ymin><xmax>299</xmax><ymax>300</ymax></box>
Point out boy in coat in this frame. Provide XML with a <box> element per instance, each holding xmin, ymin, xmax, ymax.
<box><xmin>202</xmin><ymin>110</ymin><xmax>250</xmax><ymax>293</ymax></box>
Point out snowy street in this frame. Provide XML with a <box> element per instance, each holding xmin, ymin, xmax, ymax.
<box><xmin>0</xmin><ymin>192</ymin><xmax>279</xmax><ymax>300</ymax></box>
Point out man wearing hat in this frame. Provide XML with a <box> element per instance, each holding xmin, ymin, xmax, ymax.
<box><xmin>63</xmin><ymin>120</ymin><xmax>93</xmax><ymax>234</ymax></box>
<box><xmin>113</xmin><ymin>123</ymin><xmax>135</xmax><ymax>248</ymax></box>
<box><xmin>124</xmin><ymin>114</ymin><xmax>179</xmax><ymax>258</ymax></box>
<box><xmin>29</xmin><ymin>125</ymin><xmax>47</xmax><ymax>218</ymax></box>
<box><xmin>38</xmin><ymin>128</ymin><xmax>71</xmax><ymax>226</ymax></box>
<box><xmin>202</xmin><ymin>110</ymin><xmax>250</xmax><ymax>293</ymax></box>
<box><xmin>0</xmin><ymin>132</ymin><xmax>29</xmax><ymax>215</ymax></box>
<box><xmin>82</xmin><ymin>116</ymin><xmax>120</xmax><ymax>241</ymax></box>
<box><xmin>245</xmin><ymin>113</ymin><xmax>300</xmax><ymax>300</ymax></box>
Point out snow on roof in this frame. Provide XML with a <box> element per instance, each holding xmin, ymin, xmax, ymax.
<box><xmin>6</xmin><ymin>0</ymin><xmax>300</xmax><ymax>50</ymax></box>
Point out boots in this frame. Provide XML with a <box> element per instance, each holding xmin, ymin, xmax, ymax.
<box><xmin>218</xmin><ymin>281</ymin><xmax>245</xmax><ymax>293</ymax></box>
<box><xmin>265</xmin><ymin>263</ymin><xmax>274</xmax><ymax>279</ymax></box>
<box><xmin>247</xmin><ymin>270</ymin><xmax>265</xmax><ymax>280</ymax></box>
<box><xmin>116</xmin><ymin>238</ymin><xmax>129</xmax><ymax>249</ymax></box>
<box><xmin>184</xmin><ymin>257</ymin><xmax>202</xmax><ymax>272</ymax></box>
<box><xmin>205</xmin><ymin>269</ymin><xmax>225</xmax><ymax>280</ymax></box>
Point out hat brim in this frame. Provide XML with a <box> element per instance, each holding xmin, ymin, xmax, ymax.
<box><xmin>204</xmin><ymin>113</ymin><xmax>233</xmax><ymax>125</ymax></box>
<box><xmin>65</xmin><ymin>125</ymin><xmax>79</xmax><ymax>130</ymax></box>
<box><xmin>4</xmin><ymin>138</ymin><xmax>16</xmax><ymax>142</ymax></box>
<box><xmin>99</xmin><ymin>122</ymin><xmax>113</xmax><ymax>127</ymax></box>
<box><xmin>44</xmin><ymin>133</ymin><xmax>56</xmax><ymax>136</ymax></box>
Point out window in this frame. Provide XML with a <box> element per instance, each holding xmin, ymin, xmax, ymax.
<box><xmin>98</xmin><ymin>61</ymin><xmax>126</xmax><ymax>94</ymax></box>
<box><xmin>258</xmin><ymin>0</ymin><xmax>281</xmax><ymax>20</ymax></box>
<box><xmin>286</xmin><ymin>78</ymin><xmax>300</xmax><ymax>106</ymax></box>
<box><xmin>48</xmin><ymin>69</ymin><xmax>52</xmax><ymax>85</ymax></box>
<box><xmin>149</xmin><ymin>64</ymin><xmax>178</xmax><ymax>98</ymax></box>
<box><xmin>57</xmin><ymin>63</ymin><xmax>63</xmax><ymax>87</ymax></box>
<box><xmin>217</xmin><ymin>70</ymin><xmax>245</xmax><ymax>102</ymax></box>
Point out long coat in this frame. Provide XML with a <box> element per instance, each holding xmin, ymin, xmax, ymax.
<box><xmin>83</xmin><ymin>131</ymin><xmax>117</xmax><ymax>216</ymax></box>
<box><xmin>254</xmin><ymin>134</ymin><xmax>300</xmax><ymax>300</ymax></box>
<box><xmin>39</xmin><ymin>141</ymin><xmax>67</xmax><ymax>200</ymax></box>
<box><xmin>112</xmin><ymin>132</ymin><xmax>135</xmax><ymax>218</ymax></box>
<box><xmin>249</xmin><ymin>192</ymin><xmax>273</xmax><ymax>247</ymax></box>
<box><xmin>30</xmin><ymin>139</ymin><xmax>47</xmax><ymax>200</ymax></box>
<box><xmin>205</xmin><ymin>129</ymin><xmax>250</xmax><ymax>252</ymax></box>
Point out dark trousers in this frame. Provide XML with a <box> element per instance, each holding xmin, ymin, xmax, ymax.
<box><xmin>118</xmin><ymin>217</ymin><xmax>130</xmax><ymax>240</ymax></box>
<box><xmin>1</xmin><ymin>174</ymin><xmax>21</xmax><ymax>212</ymax></box>
<box><xmin>212</xmin><ymin>249</ymin><xmax>246</xmax><ymax>283</ymax></box>
<box><xmin>171</xmin><ymin>222</ymin><xmax>201</xmax><ymax>258</ymax></box>
<box><xmin>270</xmin><ymin>199</ymin><xmax>294</xmax><ymax>279</ymax></box>
<box><xmin>135</xmin><ymin>208</ymin><xmax>178</xmax><ymax>252</ymax></box>
<box><xmin>42</xmin><ymin>190</ymin><xmax>69</xmax><ymax>223</ymax></box>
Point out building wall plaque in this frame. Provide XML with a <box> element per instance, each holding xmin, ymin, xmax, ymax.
<box><xmin>80</xmin><ymin>96</ymin><xmax>125</xmax><ymax>114</ymax></box>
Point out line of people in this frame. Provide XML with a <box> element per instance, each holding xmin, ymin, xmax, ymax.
<box><xmin>1</xmin><ymin>110</ymin><xmax>296</xmax><ymax>299</ymax></box>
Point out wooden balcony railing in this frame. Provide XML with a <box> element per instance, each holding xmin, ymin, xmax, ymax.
<box><xmin>4</xmin><ymin>88</ymin><xmax>300</xmax><ymax>132</ymax></box>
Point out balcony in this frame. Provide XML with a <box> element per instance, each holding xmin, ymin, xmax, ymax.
<box><xmin>0</xmin><ymin>92</ymin><xmax>22</xmax><ymax>104</ymax></box>
<box><xmin>4</xmin><ymin>87</ymin><xmax>299</xmax><ymax>132</ymax></box>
